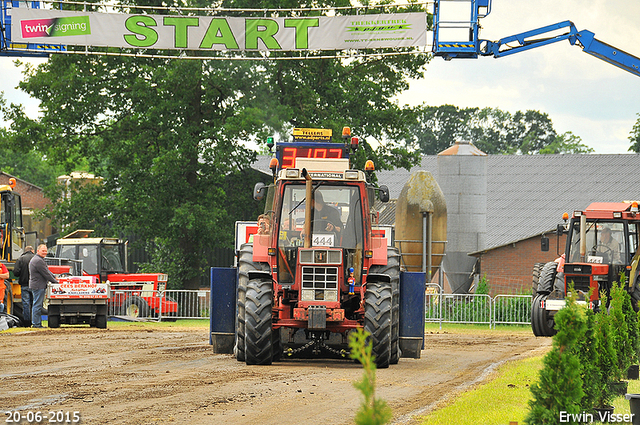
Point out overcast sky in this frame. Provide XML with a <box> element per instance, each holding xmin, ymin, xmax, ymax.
<box><xmin>397</xmin><ymin>0</ymin><xmax>640</xmax><ymax>154</ymax></box>
<box><xmin>2</xmin><ymin>0</ymin><xmax>640</xmax><ymax>154</ymax></box>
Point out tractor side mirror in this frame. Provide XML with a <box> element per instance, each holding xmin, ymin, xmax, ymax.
<box><xmin>378</xmin><ymin>185</ymin><xmax>390</xmax><ymax>203</ymax></box>
<box><xmin>253</xmin><ymin>182</ymin><xmax>267</xmax><ymax>201</ymax></box>
<box><xmin>556</xmin><ymin>224</ymin><xmax>565</xmax><ymax>236</ymax></box>
<box><xmin>541</xmin><ymin>236</ymin><xmax>550</xmax><ymax>252</ymax></box>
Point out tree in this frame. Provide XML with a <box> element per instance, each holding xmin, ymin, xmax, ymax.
<box><xmin>629</xmin><ymin>113</ymin><xmax>640</xmax><ymax>152</ymax></box>
<box><xmin>539</xmin><ymin>132</ymin><xmax>594</xmax><ymax>154</ymax></box>
<box><xmin>5</xmin><ymin>0</ymin><xmax>428</xmax><ymax>289</ymax></box>
<box><xmin>406</xmin><ymin>105</ymin><xmax>594</xmax><ymax>155</ymax></box>
<box><xmin>525</xmin><ymin>293</ymin><xmax>586</xmax><ymax>424</ymax></box>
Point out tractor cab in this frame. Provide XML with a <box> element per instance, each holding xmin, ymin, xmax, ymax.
<box><xmin>557</xmin><ymin>202</ymin><xmax>640</xmax><ymax>305</ymax></box>
<box><xmin>55</xmin><ymin>230</ymin><xmax>127</xmax><ymax>281</ymax></box>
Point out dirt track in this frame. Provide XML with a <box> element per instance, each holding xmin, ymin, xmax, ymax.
<box><xmin>0</xmin><ymin>325</ymin><xmax>551</xmax><ymax>424</ymax></box>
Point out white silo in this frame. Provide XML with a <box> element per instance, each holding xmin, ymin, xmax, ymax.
<box><xmin>437</xmin><ymin>141</ymin><xmax>487</xmax><ymax>294</ymax></box>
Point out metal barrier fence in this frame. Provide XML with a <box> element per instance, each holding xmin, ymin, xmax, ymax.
<box><xmin>104</xmin><ymin>287</ymin><xmax>532</xmax><ymax>327</ymax></box>
<box><xmin>425</xmin><ymin>284</ymin><xmax>532</xmax><ymax>328</ymax></box>
<box><xmin>107</xmin><ymin>289</ymin><xmax>210</xmax><ymax>321</ymax></box>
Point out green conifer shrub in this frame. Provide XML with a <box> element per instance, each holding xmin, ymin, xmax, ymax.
<box><xmin>525</xmin><ymin>292</ymin><xmax>586</xmax><ymax>424</ymax></box>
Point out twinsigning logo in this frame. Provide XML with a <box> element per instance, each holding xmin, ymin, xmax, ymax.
<box><xmin>21</xmin><ymin>16</ymin><xmax>91</xmax><ymax>38</ymax></box>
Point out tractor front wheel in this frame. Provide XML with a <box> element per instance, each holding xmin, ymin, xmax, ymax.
<box><xmin>236</xmin><ymin>243</ymin><xmax>269</xmax><ymax>362</ymax></box>
<box><xmin>364</xmin><ymin>282</ymin><xmax>392</xmax><ymax>369</ymax></box>
<box><xmin>531</xmin><ymin>294</ymin><xmax>556</xmax><ymax>337</ymax></box>
<box><xmin>244</xmin><ymin>278</ymin><xmax>273</xmax><ymax>366</ymax></box>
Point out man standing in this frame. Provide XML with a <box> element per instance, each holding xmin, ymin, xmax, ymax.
<box><xmin>0</xmin><ymin>261</ymin><xmax>8</xmax><ymax>313</ymax></box>
<box><xmin>29</xmin><ymin>244</ymin><xmax>57</xmax><ymax>328</ymax></box>
<box><xmin>14</xmin><ymin>246</ymin><xmax>35</xmax><ymax>326</ymax></box>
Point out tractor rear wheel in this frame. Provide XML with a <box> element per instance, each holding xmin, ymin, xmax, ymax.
<box><xmin>123</xmin><ymin>296</ymin><xmax>149</xmax><ymax>318</ymax></box>
<box><xmin>236</xmin><ymin>243</ymin><xmax>270</xmax><ymax>362</ymax></box>
<box><xmin>364</xmin><ymin>282</ymin><xmax>392</xmax><ymax>369</ymax></box>
<box><xmin>369</xmin><ymin>247</ymin><xmax>401</xmax><ymax>364</ymax></box>
<box><xmin>536</xmin><ymin>262</ymin><xmax>558</xmax><ymax>296</ymax></box>
<box><xmin>532</xmin><ymin>262</ymin><xmax>545</xmax><ymax>294</ymax></box>
<box><xmin>244</xmin><ymin>278</ymin><xmax>273</xmax><ymax>365</ymax></box>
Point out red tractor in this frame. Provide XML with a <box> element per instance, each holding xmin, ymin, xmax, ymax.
<box><xmin>532</xmin><ymin>202</ymin><xmax>640</xmax><ymax>336</ymax></box>
<box><xmin>53</xmin><ymin>230</ymin><xmax>178</xmax><ymax>319</ymax></box>
<box><xmin>226</xmin><ymin>127</ymin><xmax>416</xmax><ymax>367</ymax></box>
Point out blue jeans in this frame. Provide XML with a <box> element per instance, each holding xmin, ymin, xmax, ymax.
<box><xmin>31</xmin><ymin>288</ymin><xmax>46</xmax><ymax>327</ymax></box>
<box><xmin>21</xmin><ymin>287</ymin><xmax>33</xmax><ymax>326</ymax></box>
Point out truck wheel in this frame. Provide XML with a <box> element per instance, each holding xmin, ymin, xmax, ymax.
<box><xmin>244</xmin><ymin>278</ymin><xmax>273</xmax><ymax>365</ymax></box>
<box><xmin>532</xmin><ymin>262</ymin><xmax>545</xmax><ymax>294</ymax></box>
<box><xmin>364</xmin><ymin>282</ymin><xmax>392</xmax><ymax>369</ymax></box>
<box><xmin>531</xmin><ymin>294</ymin><xmax>556</xmax><ymax>337</ymax></box>
<box><xmin>124</xmin><ymin>296</ymin><xmax>149</xmax><ymax>318</ymax></box>
<box><xmin>48</xmin><ymin>314</ymin><xmax>60</xmax><ymax>328</ymax></box>
<box><xmin>369</xmin><ymin>247</ymin><xmax>401</xmax><ymax>365</ymax></box>
<box><xmin>96</xmin><ymin>314</ymin><xmax>107</xmax><ymax>329</ymax></box>
<box><xmin>536</xmin><ymin>262</ymin><xmax>558</xmax><ymax>296</ymax></box>
<box><xmin>236</xmin><ymin>243</ymin><xmax>269</xmax><ymax>362</ymax></box>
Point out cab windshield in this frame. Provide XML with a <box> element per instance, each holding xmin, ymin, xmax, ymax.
<box><xmin>568</xmin><ymin>220</ymin><xmax>626</xmax><ymax>265</ymax></box>
<box><xmin>277</xmin><ymin>184</ymin><xmax>364</xmax><ymax>249</ymax></box>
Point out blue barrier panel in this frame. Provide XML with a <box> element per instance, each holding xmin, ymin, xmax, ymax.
<box><xmin>210</xmin><ymin>267</ymin><xmax>236</xmax><ymax>354</ymax></box>
<box><xmin>399</xmin><ymin>271</ymin><xmax>425</xmax><ymax>359</ymax></box>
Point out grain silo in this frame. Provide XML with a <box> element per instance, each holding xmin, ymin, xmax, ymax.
<box><xmin>437</xmin><ymin>141</ymin><xmax>487</xmax><ymax>294</ymax></box>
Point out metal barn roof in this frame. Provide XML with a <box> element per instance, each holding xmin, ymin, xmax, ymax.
<box><xmin>252</xmin><ymin>153</ymin><xmax>640</xmax><ymax>252</ymax></box>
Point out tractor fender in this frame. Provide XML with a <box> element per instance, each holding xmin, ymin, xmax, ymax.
<box><xmin>248</xmin><ymin>270</ymin><xmax>272</xmax><ymax>281</ymax></box>
<box><xmin>366</xmin><ymin>273</ymin><xmax>392</xmax><ymax>283</ymax></box>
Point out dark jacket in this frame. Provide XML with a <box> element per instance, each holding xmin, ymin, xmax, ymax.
<box><xmin>29</xmin><ymin>254</ymin><xmax>58</xmax><ymax>290</ymax></box>
<box><xmin>13</xmin><ymin>250</ymin><xmax>35</xmax><ymax>287</ymax></box>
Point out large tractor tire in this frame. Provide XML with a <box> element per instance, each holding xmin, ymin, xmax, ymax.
<box><xmin>236</xmin><ymin>243</ymin><xmax>270</xmax><ymax>362</ymax></box>
<box><xmin>531</xmin><ymin>262</ymin><xmax>558</xmax><ymax>337</ymax></box>
<box><xmin>536</xmin><ymin>262</ymin><xmax>558</xmax><ymax>296</ymax></box>
<box><xmin>532</xmin><ymin>262</ymin><xmax>545</xmax><ymax>295</ymax></box>
<box><xmin>531</xmin><ymin>294</ymin><xmax>556</xmax><ymax>337</ymax></box>
<box><xmin>244</xmin><ymin>278</ymin><xmax>273</xmax><ymax>365</ymax></box>
<box><xmin>123</xmin><ymin>296</ymin><xmax>149</xmax><ymax>318</ymax></box>
<box><xmin>369</xmin><ymin>247</ymin><xmax>401</xmax><ymax>365</ymax></box>
<box><xmin>364</xmin><ymin>282</ymin><xmax>393</xmax><ymax>369</ymax></box>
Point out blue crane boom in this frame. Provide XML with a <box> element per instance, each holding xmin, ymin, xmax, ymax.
<box><xmin>433</xmin><ymin>0</ymin><xmax>640</xmax><ymax>77</ymax></box>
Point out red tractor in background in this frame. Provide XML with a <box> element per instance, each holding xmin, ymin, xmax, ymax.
<box><xmin>532</xmin><ymin>202</ymin><xmax>640</xmax><ymax>336</ymax></box>
<box><xmin>52</xmin><ymin>230</ymin><xmax>177</xmax><ymax>319</ymax></box>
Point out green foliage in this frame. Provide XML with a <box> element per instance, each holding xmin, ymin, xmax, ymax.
<box><xmin>3</xmin><ymin>1</ymin><xmax>429</xmax><ymax>288</ymax></box>
<box><xmin>609</xmin><ymin>280</ymin><xmax>634</xmax><ymax>380</ymax></box>
<box><xmin>576</xmin><ymin>307</ymin><xmax>603</xmax><ymax>409</ymax></box>
<box><xmin>349</xmin><ymin>328</ymin><xmax>393</xmax><ymax>425</ymax></box>
<box><xmin>593</xmin><ymin>304</ymin><xmax>618</xmax><ymax>407</ymax></box>
<box><xmin>539</xmin><ymin>131</ymin><xmax>595</xmax><ymax>154</ymax></box>
<box><xmin>405</xmin><ymin>105</ymin><xmax>594</xmax><ymax>156</ymax></box>
<box><xmin>525</xmin><ymin>292</ymin><xmax>586</xmax><ymax>424</ymax></box>
<box><xmin>629</xmin><ymin>113</ymin><xmax>640</xmax><ymax>153</ymax></box>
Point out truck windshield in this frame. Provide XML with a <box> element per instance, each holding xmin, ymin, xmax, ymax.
<box><xmin>568</xmin><ymin>220</ymin><xmax>626</xmax><ymax>265</ymax></box>
<box><xmin>278</xmin><ymin>184</ymin><xmax>363</xmax><ymax>249</ymax></box>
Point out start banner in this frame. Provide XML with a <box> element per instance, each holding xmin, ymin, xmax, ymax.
<box><xmin>11</xmin><ymin>9</ymin><xmax>426</xmax><ymax>52</ymax></box>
